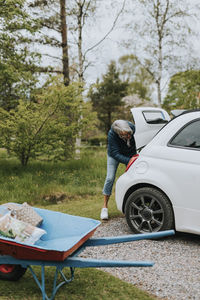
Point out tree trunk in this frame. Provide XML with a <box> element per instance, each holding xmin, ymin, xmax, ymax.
<box><xmin>156</xmin><ymin>80</ymin><xmax>162</xmax><ymax>107</ymax></box>
<box><xmin>60</xmin><ymin>0</ymin><xmax>70</xmax><ymax>86</ymax></box>
<box><xmin>75</xmin><ymin>1</ymin><xmax>84</xmax><ymax>158</ymax></box>
<box><xmin>157</xmin><ymin>52</ymin><xmax>162</xmax><ymax>106</ymax></box>
<box><xmin>77</xmin><ymin>1</ymin><xmax>84</xmax><ymax>82</ymax></box>
<box><xmin>157</xmin><ymin>35</ymin><xmax>163</xmax><ymax>106</ymax></box>
<box><xmin>21</xmin><ymin>152</ymin><xmax>29</xmax><ymax>166</ymax></box>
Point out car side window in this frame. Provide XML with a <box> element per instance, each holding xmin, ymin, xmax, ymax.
<box><xmin>169</xmin><ymin>119</ymin><xmax>200</xmax><ymax>149</ymax></box>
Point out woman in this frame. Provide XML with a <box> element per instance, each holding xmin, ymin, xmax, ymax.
<box><xmin>101</xmin><ymin>120</ymin><xmax>137</xmax><ymax>220</ymax></box>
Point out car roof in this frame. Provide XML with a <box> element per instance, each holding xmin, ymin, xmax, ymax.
<box><xmin>171</xmin><ymin>109</ymin><xmax>200</xmax><ymax>119</ymax></box>
<box><xmin>166</xmin><ymin>109</ymin><xmax>200</xmax><ymax>129</ymax></box>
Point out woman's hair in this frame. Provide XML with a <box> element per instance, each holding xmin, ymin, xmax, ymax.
<box><xmin>111</xmin><ymin>120</ymin><xmax>133</xmax><ymax>135</ymax></box>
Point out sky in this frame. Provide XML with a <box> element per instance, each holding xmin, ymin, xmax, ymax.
<box><xmin>82</xmin><ymin>0</ymin><xmax>200</xmax><ymax>85</ymax></box>
<box><xmin>83</xmin><ymin>1</ymin><xmax>129</xmax><ymax>84</ymax></box>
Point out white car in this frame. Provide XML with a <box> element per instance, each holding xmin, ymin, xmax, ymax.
<box><xmin>115</xmin><ymin>107</ymin><xmax>200</xmax><ymax>235</ymax></box>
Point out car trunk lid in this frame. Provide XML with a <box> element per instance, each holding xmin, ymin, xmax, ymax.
<box><xmin>131</xmin><ymin>107</ymin><xmax>171</xmax><ymax>150</ymax></box>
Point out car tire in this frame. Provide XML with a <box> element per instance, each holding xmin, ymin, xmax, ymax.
<box><xmin>125</xmin><ymin>187</ymin><xmax>174</xmax><ymax>234</ymax></box>
<box><xmin>0</xmin><ymin>264</ymin><xmax>27</xmax><ymax>281</ymax></box>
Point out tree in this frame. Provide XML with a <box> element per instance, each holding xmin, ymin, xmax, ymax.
<box><xmin>0</xmin><ymin>0</ymin><xmax>40</xmax><ymax>110</ymax></box>
<box><xmin>60</xmin><ymin>0</ymin><xmax>70</xmax><ymax>86</ymax></box>
<box><xmin>67</xmin><ymin>0</ymin><xmax>126</xmax><ymax>153</ymax></box>
<box><xmin>0</xmin><ymin>78</ymin><xmax>85</xmax><ymax>165</ymax></box>
<box><xmin>70</xmin><ymin>0</ymin><xmax>126</xmax><ymax>82</ymax></box>
<box><xmin>88</xmin><ymin>61</ymin><xmax>128</xmax><ymax>135</ymax></box>
<box><xmin>30</xmin><ymin>0</ymin><xmax>127</xmax><ymax>84</ymax></box>
<box><xmin>125</xmin><ymin>0</ymin><xmax>200</xmax><ymax>105</ymax></box>
<box><xmin>29</xmin><ymin>0</ymin><xmax>70</xmax><ymax>85</ymax></box>
<box><xmin>163</xmin><ymin>70</ymin><xmax>200</xmax><ymax>110</ymax></box>
<box><xmin>67</xmin><ymin>0</ymin><xmax>98</xmax><ymax>82</ymax></box>
<box><xmin>118</xmin><ymin>54</ymin><xmax>154</xmax><ymax>101</ymax></box>
<box><xmin>29</xmin><ymin>0</ymin><xmax>100</xmax><ymax>84</ymax></box>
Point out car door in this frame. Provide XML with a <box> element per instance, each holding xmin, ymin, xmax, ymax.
<box><xmin>131</xmin><ymin>107</ymin><xmax>171</xmax><ymax>150</ymax></box>
<box><xmin>160</xmin><ymin>116</ymin><xmax>200</xmax><ymax>233</ymax></box>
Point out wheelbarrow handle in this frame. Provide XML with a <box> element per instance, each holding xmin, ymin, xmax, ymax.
<box><xmin>0</xmin><ymin>254</ymin><xmax>154</xmax><ymax>268</ymax></box>
<box><xmin>84</xmin><ymin>230</ymin><xmax>175</xmax><ymax>247</ymax></box>
<box><xmin>64</xmin><ymin>257</ymin><xmax>154</xmax><ymax>268</ymax></box>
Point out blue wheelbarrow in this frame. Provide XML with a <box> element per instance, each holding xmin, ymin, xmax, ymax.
<box><xmin>0</xmin><ymin>206</ymin><xmax>175</xmax><ymax>300</ymax></box>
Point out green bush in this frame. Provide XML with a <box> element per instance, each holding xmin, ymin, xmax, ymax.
<box><xmin>0</xmin><ymin>80</ymin><xmax>84</xmax><ymax>165</ymax></box>
<box><xmin>87</xmin><ymin>135</ymin><xmax>107</xmax><ymax>146</ymax></box>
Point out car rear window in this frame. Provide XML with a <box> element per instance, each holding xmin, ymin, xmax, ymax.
<box><xmin>142</xmin><ymin>111</ymin><xmax>168</xmax><ymax>124</ymax></box>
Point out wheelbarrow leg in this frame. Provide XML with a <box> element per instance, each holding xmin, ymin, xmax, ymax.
<box><xmin>51</xmin><ymin>267</ymin><xmax>75</xmax><ymax>300</ymax></box>
<box><xmin>41</xmin><ymin>266</ymin><xmax>46</xmax><ymax>300</ymax></box>
<box><xmin>59</xmin><ymin>267</ymin><xmax>75</xmax><ymax>285</ymax></box>
<box><xmin>28</xmin><ymin>264</ymin><xmax>75</xmax><ymax>300</ymax></box>
<box><xmin>28</xmin><ymin>265</ymin><xmax>48</xmax><ymax>300</ymax></box>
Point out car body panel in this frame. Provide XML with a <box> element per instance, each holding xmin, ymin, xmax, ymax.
<box><xmin>131</xmin><ymin>107</ymin><xmax>171</xmax><ymax>150</ymax></box>
<box><xmin>115</xmin><ymin>110</ymin><xmax>200</xmax><ymax>235</ymax></box>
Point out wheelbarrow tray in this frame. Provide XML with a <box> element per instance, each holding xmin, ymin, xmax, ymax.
<box><xmin>0</xmin><ymin>206</ymin><xmax>100</xmax><ymax>261</ymax></box>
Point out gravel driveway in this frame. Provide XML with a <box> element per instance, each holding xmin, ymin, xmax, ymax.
<box><xmin>82</xmin><ymin>217</ymin><xmax>200</xmax><ymax>300</ymax></box>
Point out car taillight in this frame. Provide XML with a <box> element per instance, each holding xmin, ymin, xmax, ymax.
<box><xmin>126</xmin><ymin>154</ymin><xmax>139</xmax><ymax>171</ymax></box>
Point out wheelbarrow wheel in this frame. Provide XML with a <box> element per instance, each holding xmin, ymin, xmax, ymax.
<box><xmin>0</xmin><ymin>264</ymin><xmax>27</xmax><ymax>281</ymax></box>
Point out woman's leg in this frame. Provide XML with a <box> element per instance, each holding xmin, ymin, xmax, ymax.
<box><xmin>103</xmin><ymin>155</ymin><xmax>119</xmax><ymax>197</ymax></box>
<box><xmin>103</xmin><ymin>194</ymin><xmax>110</xmax><ymax>208</ymax></box>
<box><xmin>101</xmin><ymin>155</ymin><xmax>119</xmax><ymax>219</ymax></box>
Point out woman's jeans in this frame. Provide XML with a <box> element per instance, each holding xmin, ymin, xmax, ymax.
<box><xmin>102</xmin><ymin>155</ymin><xmax>119</xmax><ymax>196</ymax></box>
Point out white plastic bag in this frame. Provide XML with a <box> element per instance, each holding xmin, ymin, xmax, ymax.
<box><xmin>0</xmin><ymin>213</ymin><xmax>46</xmax><ymax>245</ymax></box>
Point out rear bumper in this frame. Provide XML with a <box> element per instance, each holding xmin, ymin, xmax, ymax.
<box><xmin>115</xmin><ymin>173</ymin><xmax>131</xmax><ymax>212</ymax></box>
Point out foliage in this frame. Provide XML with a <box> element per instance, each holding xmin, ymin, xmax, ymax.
<box><xmin>86</xmin><ymin>135</ymin><xmax>107</xmax><ymax>146</ymax></box>
<box><xmin>163</xmin><ymin>70</ymin><xmax>200</xmax><ymax>110</ymax></box>
<box><xmin>88</xmin><ymin>61</ymin><xmax>128</xmax><ymax>134</ymax></box>
<box><xmin>118</xmin><ymin>54</ymin><xmax>154</xmax><ymax>101</ymax></box>
<box><xmin>80</xmin><ymin>99</ymin><xmax>98</xmax><ymax>138</ymax></box>
<box><xmin>0</xmin><ymin>0</ymin><xmax>40</xmax><ymax>110</ymax></box>
<box><xmin>29</xmin><ymin>0</ymin><xmax>70</xmax><ymax>84</ymax></box>
<box><xmin>0</xmin><ymin>79</ymin><xmax>85</xmax><ymax>165</ymax></box>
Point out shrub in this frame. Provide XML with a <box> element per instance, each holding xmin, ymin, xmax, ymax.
<box><xmin>0</xmin><ymin>80</ymin><xmax>84</xmax><ymax>165</ymax></box>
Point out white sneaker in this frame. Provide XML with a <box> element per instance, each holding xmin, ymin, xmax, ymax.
<box><xmin>100</xmin><ymin>208</ymin><xmax>108</xmax><ymax>220</ymax></box>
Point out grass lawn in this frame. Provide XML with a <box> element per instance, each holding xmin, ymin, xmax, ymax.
<box><xmin>0</xmin><ymin>268</ymin><xmax>157</xmax><ymax>300</ymax></box>
<box><xmin>0</xmin><ymin>148</ymin><xmax>157</xmax><ymax>300</ymax></box>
